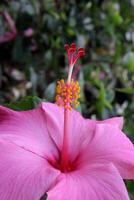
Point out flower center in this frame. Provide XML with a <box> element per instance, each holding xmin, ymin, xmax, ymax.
<box><xmin>48</xmin><ymin>157</ymin><xmax>77</xmax><ymax>173</ymax></box>
<box><xmin>55</xmin><ymin>79</ymin><xmax>80</xmax><ymax>110</ymax></box>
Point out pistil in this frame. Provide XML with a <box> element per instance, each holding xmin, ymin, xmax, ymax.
<box><xmin>60</xmin><ymin>65</ymin><xmax>74</xmax><ymax>172</ymax></box>
<box><xmin>55</xmin><ymin>43</ymin><xmax>85</xmax><ymax>172</ymax></box>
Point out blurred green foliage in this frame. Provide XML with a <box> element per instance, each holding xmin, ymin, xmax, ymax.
<box><xmin>0</xmin><ymin>0</ymin><xmax>134</xmax><ymax>198</ymax></box>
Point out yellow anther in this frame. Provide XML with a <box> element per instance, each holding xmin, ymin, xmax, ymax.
<box><xmin>55</xmin><ymin>79</ymin><xmax>80</xmax><ymax>109</ymax></box>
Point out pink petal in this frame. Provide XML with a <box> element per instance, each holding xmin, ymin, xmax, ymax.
<box><xmin>47</xmin><ymin>163</ymin><xmax>129</xmax><ymax>200</ymax></box>
<box><xmin>0</xmin><ymin>105</ymin><xmax>59</xmax><ymax>161</ymax></box>
<box><xmin>81</xmin><ymin>124</ymin><xmax>134</xmax><ymax>179</ymax></box>
<box><xmin>98</xmin><ymin>117</ymin><xmax>124</xmax><ymax>129</ymax></box>
<box><xmin>42</xmin><ymin>103</ymin><xmax>124</xmax><ymax>162</ymax></box>
<box><xmin>41</xmin><ymin>103</ymin><xmax>96</xmax><ymax>162</ymax></box>
<box><xmin>41</xmin><ymin>103</ymin><xmax>134</xmax><ymax>179</ymax></box>
<box><xmin>0</xmin><ymin>139</ymin><xmax>60</xmax><ymax>200</ymax></box>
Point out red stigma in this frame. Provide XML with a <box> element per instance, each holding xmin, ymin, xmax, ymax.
<box><xmin>64</xmin><ymin>43</ymin><xmax>85</xmax><ymax>66</ymax></box>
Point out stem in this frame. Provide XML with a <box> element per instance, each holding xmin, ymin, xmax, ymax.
<box><xmin>60</xmin><ymin>65</ymin><xmax>73</xmax><ymax>172</ymax></box>
<box><xmin>60</xmin><ymin>108</ymin><xmax>69</xmax><ymax>171</ymax></box>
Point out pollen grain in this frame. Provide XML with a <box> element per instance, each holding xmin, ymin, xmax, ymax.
<box><xmin>55</xmin><ymin>79</ymin><xmax>80</xmax><ymax>110</ymax></box>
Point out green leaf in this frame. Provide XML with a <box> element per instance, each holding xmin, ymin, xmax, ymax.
<box><xmin>116</xmin><ymin>88</ymin><xmax>134</xmax><ymax>94</ymax></box>
<box><xmin>4</xmin><ymin>96</ymin><xmax>46</xmax><ymax>111</ymax></box>
<box><xmin>112</xmin><ymin>11</ymin><xmax>123</xmax><ymax>26</ymax></box>
<box><xmin>78</xmin><ymin>70</ymin><xmax>85</xmax><ymax>113</ymax></box>
<box><xmin>123</xmin><ymin>52</ymin><xmax>134</xmax><ymax>72</ymax></box>
<box><xmin>96</xmin><ymin>83</ymin><xmax>112</xmax><ymax>117</ymax></box>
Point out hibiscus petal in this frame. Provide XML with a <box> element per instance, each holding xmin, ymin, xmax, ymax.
<box><xmin>41</xmin><ymin>103</ymin><xmax>134</xmax><ymax>179</ymax></box>
<box><xmin>47</xmin><ymin>163</ymin><xmax>129</xmax><ymax>200</ymax></box>
<box><xmin>42</xmin><ymin>103</ymin><xmax>124</xmax><ymax>159</ymax></box>
<box><xmin>41</xmin><ymin>103</ymin><xmax>96</xmax><ymax>162</ymax></box>
<box><xmin>82</xmin><ymin>124</ymin><xmax>134</xmax><ymax>179</ymax></box>
<box><xmin>0</xmin><ymin>139</ymin><xmax>60</xmax><ymax>200</ymax></box>
<box><xmin>98</xmin><ymin>117</ymin><xmax>124</xmax><ymax>129</ymax></box>
<box><xmin>0</xmin><ymin>105</ymin><xmax>58</xmax><ymax>160</ymax></box>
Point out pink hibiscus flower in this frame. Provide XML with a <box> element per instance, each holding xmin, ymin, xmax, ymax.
<box><xmin>0</xmin><ymin>44</ymin><xmax>134</xmax><ymax>200</ymax></box>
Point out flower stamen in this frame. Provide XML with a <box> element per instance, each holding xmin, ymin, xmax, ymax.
<box><xmin>55</xmin><ymin>43</ymin><xmax>85</xmax><ymax>172</ymax></box>
<box><xmin>56</xmin><ymin>79</ymin><xmax>80</xmax><ymax>110</ymax></box>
